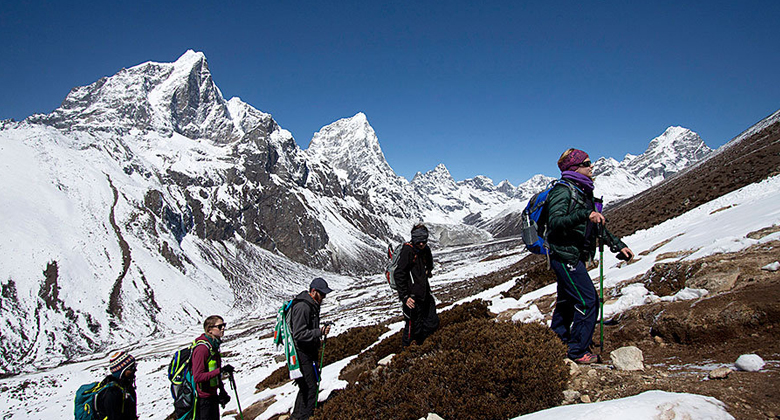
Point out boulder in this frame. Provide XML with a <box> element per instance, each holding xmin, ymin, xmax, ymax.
<box><xmin>735</xmin><ymin>354</ymin><xmax>765</xmax><ymax>371</ymax></box>
<box><xmin>610</xmin><ymin>346</ymin><xmax>645</xmax><ymax>371</ymax></box>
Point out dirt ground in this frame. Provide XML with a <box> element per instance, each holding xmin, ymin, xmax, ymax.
<box><xmin>507</xmin><ymin>239</ymin><xmax>780</xmax><ymax>420</ymax></box>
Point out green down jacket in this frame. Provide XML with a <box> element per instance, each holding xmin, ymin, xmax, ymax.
<box><xmin>546</xmin><ymin>181</ymin><xmax>626</xmax><ymax>265</ymax></box>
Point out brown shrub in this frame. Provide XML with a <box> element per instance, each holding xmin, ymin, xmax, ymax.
<box><xmin>340</xmin><ymin>301</ymin><xmax>496</xmax><ymax>384</ymax></box>
<box><xmin>501</xmin><ymin>257</ymin><xmax>557</xmax><ymax>300</ymax></box>
<box><xmin>315</xmin><ymin>318</ymin><xmax>567</xmax><ymax>420</ymax></box>
<box><xmin>321</xmin><ymin>324</ymin><xmax>388</xmax><ymax>366</ymax></box>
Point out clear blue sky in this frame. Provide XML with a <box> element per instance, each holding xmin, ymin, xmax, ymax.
<box><xmin>1</xmin><ymin>1</ymin><xmax>778</xmax><ymax>184</ymax></box>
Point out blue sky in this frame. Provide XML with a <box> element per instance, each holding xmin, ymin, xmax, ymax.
<box><xmin>1</xmin><ymin>1</ymin><xmax>778</xmax><ymax>184</ymax></box>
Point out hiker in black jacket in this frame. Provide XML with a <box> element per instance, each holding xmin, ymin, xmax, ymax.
<box><xmin>289</xmin><ymin>277</ymin><xmax>333</xmax><ymax>420</ymax></box>
<box><xmin>394</xmin><ymin>224</ymin><xmax>439</xmax><ymax>347</ymax></box>
<box><xmin>96</xmin><ymin>351</ymin><xmax>138</xmax><ymax>420</ymax></box>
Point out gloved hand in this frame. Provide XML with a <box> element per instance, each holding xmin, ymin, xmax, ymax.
<box><xmin>221</xmin><ymin>364</ymin><xmax>235</xmax><ymax>375</ymax></box>
<box><xmin>218</xmin><ymin>391</ymin><xmax>231</xmax><ymax>408</ymax></box>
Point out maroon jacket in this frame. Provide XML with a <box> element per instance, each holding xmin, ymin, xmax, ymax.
<box><xmin>191</xmin><ymin>334</ymin><xmax>224</xmax><ymax>398</ymax></box>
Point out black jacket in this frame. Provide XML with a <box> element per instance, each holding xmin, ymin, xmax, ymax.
<box><xmin>394</xmin><ymin>244</ymin><xmax>433</xmax><ymax>302</ymax></box>
<box><xmin>289</xmin><ymin>291</ymin><xmax>322</xmax><ymax>359</ymax></box>
<box><xmin>96</xmin><ymin>375</ymin><xmax>137</xmax><ymax>420</ymax></box>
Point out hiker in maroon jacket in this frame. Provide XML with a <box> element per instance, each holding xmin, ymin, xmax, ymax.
<box><xmin>394</xmin><ymin>224</ymin><xmax>439</xmax><ymax>347</ymax></box>
<box><xmin>191</xmin><ymin>315</ymin><xmax>234</xmax><ymax>420</ymax></box>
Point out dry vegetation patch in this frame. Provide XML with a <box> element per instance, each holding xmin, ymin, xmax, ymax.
<box><xmin>315</xmin><ymin>317</ymin><xmax>567</xmax><ymax>420</ymax></box>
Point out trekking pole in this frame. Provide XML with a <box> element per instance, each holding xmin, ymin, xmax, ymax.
<box><xmin>598</xmin><ymin>223</ymin><xmax>605</xmax><ymax>359</ymax></box>
<box><xmin>315</xmin><ymin>326</ymin><xmax>329</xmax><ymax>408</ymax></box>
<box><xmin>228</xmin><ymin>372</ymin><xmax>245</xmax><ymax>420</ymax></box>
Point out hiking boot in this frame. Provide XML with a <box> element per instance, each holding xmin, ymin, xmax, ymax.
<box><xmin>573</xmin><ymin>352</ymin><xmax>598</xmax><ymax>364</ymax></box>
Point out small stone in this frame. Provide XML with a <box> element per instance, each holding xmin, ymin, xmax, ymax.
<box><xmin>580</xmin><ymin>395</ymin><xmax>591</xmax><ymax>403</ymax></box>
<box><xmin>587</xmin><ymin>369</ymin><xmax>598</xmax><ymax>378</ymax></box>
<box><xmin>653</xmin><ymin>336</ymin><xmax>664</xmax><ymax>344</ymax></box>
<box><xmin>761</xmin><ymin>261</ymin><xmax>780</xmax><ymax>272</ymax></box>
<box><xmin>565</xmin><ymin>358</ymin><xmax>581</xmax><ymax>377</ymax></box>
<box><xmin>709</xmin><ymin>367</ymin><xmax>731</xmax><ymax>379</ymax></box>
<box><xmin>735</xmin><ymin>354</ymin><xmax>765</xmax><ymax>371</ymax></box>
<box><xmin>563</xmin><ymin>389</ymin><xmax>580</xmax><ymax>403</ymax></box>
<box><xmin>378</xmin><ymin>354</ymin><xmax>395</xmax><ymax>366</ymax></box>
<box><xmin>426</xmin><ymin>414</ymin><xmax>445</xmax><ymax>420</ymax></box>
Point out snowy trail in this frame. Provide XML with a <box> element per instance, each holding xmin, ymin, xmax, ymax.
<box><xmin>4</xmin><ymin>173</ymin><xmax>780</xmax><ymax>419</ymax></box>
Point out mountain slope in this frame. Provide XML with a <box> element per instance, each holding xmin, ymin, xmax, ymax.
<box><xmin>0</xmin><ymin>50</ymin><xmax>720</xmax><ymax>374</ymax></box>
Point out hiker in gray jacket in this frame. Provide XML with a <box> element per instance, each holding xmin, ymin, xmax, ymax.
<box><xmin>394</xmin><ymin>224</ymin><xmax>439</xmax><ymax>347</ymax></box>
<box><xmin>289</xmin><ymin>278</ymin><xmax>332</xmax><ymax>420</ymax></box>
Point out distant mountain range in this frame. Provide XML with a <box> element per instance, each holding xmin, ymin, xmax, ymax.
<box><xmin>0</xmin><ymin>50</ymin><xmax>718</xmax><ymax>373</ymax></box>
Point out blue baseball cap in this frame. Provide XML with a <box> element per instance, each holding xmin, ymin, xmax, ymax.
<box><xmin>310</xmin><ymin>277</ymin><xmax>333</xmax><ymax>295</ymax></box>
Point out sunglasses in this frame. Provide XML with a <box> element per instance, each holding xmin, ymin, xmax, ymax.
<box><xmin>211</xmin><ymin>323</ymin><xmax>227</xmax><ymax>330</ymax></box>
<box><xmin>575</xmin><ymin>161</ymin><xmax>592</xmax><ymax>168</ymax></box>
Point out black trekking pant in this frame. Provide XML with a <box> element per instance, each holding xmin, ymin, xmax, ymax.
<box><xmin>550</xmin><ymin>259</ymin><xmax>598</xmax><ymax>359</ymax></box>
<box><xmin>291</xmin><ymin>350</ymin><xmax>319</xmax><ymax>420</ymax></box>
<box><xmin>402</xmin><ymin>294</ymin><xmax>439</xmax><ymax>347</ymax></box>
<box><xmin>196</xmin><ymin>396</ymin><xmax>220</xmax><ymax>420</ymax></box>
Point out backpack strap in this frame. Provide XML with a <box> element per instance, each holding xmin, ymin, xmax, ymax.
<box><xmin>555</xmin><ymin>179</ymin><xmax>586</xmax><ymax>214</ymax></box>
<box><xmin>404</xmin><ymin>242</ymin><xmax>417</xmax><ymax>264</ymax></box>
<box><xmin>94</xmin><ymin>378</ymin><xmax>127</xmax><ymax>419</ymax></box>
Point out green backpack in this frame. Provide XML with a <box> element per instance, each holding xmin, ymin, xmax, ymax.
<box><xmin>167</xmin><ymin>339</ymin><xmax>211</xmax><ymax>420</ymax></box>
<box><xmin>74</xmin><ymin>379</ymin><xmax>121</xmax><ymax>420</ymax></box>
<box><xmin>273</xmin><ymin>299</ymin><xmax>302</xmax><ymax>380</ymax></box>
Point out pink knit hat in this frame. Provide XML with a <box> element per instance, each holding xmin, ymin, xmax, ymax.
<box><xmin>558</xmin><ymin>149</ymin><xmax>590</xmax><ymax>172</ymax></box>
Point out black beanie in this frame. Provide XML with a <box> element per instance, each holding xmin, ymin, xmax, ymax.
<box><xmin>411</xmin><ymin>225</ymin><xmax>429</xmax><ymax>244</ymax></box>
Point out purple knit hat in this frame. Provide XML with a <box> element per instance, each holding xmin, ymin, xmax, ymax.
<box><xmin>558</xmin><ymin>149</ymin><xmax>590</xmax><ymax>172</ymax></box>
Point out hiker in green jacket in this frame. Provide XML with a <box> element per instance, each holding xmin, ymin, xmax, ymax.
<box><xmin>547</xmin><ymin>148</ymin><xmax>634</xmax><ymax>364</ymax></box>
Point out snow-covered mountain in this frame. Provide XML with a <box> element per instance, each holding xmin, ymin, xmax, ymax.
<box><xmin>593</xmin><ymin>127</ymin><xmax>712</xmax><ymax>204</ymax></box>
<box><xmin>0</xmin><ymin>50</ymin><xmax>712</xmax><ymax>374</ymax></box>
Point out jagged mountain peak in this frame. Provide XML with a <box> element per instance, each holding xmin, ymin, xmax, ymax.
<box><xmin>411</xmin><ymin>164</ymin><xmax>457</xmax><ymax>193</ymax></box>
<box><xmin>28</xmin><ymin>50</ymin><xmax>246</xmax><ymax>144</ymax></box>
<box><xmin>458</xmin><ymin>175</ymin><xmax>496</xmax><ymax>192</ymax></box>
<box><xmin>307</xmin><ymin>112</ymin><xmax>396</xmax><ymax>185</ymax></box>
<box><xmin>624</xmin><ymin>126</ymin><xmax>711</xmax><ymax>180</ymax></box>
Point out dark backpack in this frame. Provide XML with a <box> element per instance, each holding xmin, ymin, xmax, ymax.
<box><xmin>167</xmin><ymin>339</ymin><xmax>210</xmax><ymax>419</ymax></box>
<box><xmin>74</xmin><ymin>379</ymin><xmax>121</xmax><ymax>420</ymax></box>
<box><xmin>521</xmin><ymin>180</ymin><xmax>579</xmax><ymax>255</ymax></box>
<box><xmin>385</xmin><ymin>243</ymin><xmax>413</xmax><ymax>290</ymax></box>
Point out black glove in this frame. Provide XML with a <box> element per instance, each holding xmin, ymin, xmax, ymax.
<box><xmin>221</xmin><ymin>364</ymin><xmax>235</xmax><ymax>375</ymax></box>
<box><xmin>218</xmin><ymin>391</ymin><xmax>231</xmax><ymax>407</ymax></box>
<box><xmin>616</xmin><ymin>251</ymin><xmax>631</xmax><ymax>261</ymax></box>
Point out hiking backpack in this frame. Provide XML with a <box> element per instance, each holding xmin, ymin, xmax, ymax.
<box><xmin>273</xmin><ymin>299</ymin><xmax>302</xmax><ymax>380</ymax></box>
<box><xmin>385</xmin><ymin>243</ymin><xmax>413</xmax><ymax>291</ymax></box>
<box><xmin>520</xmin><ymin>180</ymin><xmax>579</xmax><ymax>255</ymax></box>
<box><xmin>167</xmin><ymin>340</ymin><xmax>210</xmax><ymax>420</ymax></box>
<box><xmin>74</xmin><ymin>380</ymin><xmax>121</xmax><ymax>420</ymax></box>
